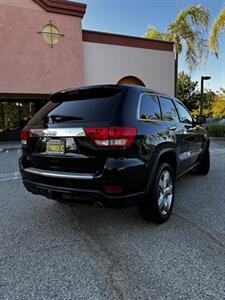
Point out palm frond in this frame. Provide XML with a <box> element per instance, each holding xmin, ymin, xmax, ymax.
<box><xmin>209</xmin><ymin>8</ymin><xmax>225</xmax><ymax>56</ymax></box>
<box><xmin>144</xmin><ymin>4</ymin><xmax>210</xmax><ymax>70</ymax></box>
<box><xmin>175</xmin><ymin>5</ymin><xmax>209</xmax><ymax>29</ymax></box>
<box><xmin>184</xmin><ymin>30</ymin><xmax>208</xmax><ymax>71</ymax></box>
<box><xmin>168</xmin><ymin>8</ymin><xmax>209</xmax><ymax>70</ymax></box>
<box><xmin>163</xmin><ymin>33</ymin><xmax>173</xmax><ymax>42</ymax></box>
<box><xmin>184</xmin><ymin>36</ymin><xmax>198</xmax><ymax>71</ymax></box>
<box><xmin>144</xmin><ymin>27</ymin><xmax>164</xmax><ymax>40</ymax></box>
<box><xmin>194</xmin><ymin>36</ymin><xmax>209</xmax><ymax>65</ymax></box>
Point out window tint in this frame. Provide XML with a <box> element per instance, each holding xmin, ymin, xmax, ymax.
<box><xmin>175</xmin><ymin>101</ymin><xmax>193</xmax><ymax>124</ymax></box>
<box><xmin>139</xmin><ymin>94</ymin><xmax>161</xmax><ymax>121</ymax></box>
<box><xmin>28</xmin><ymin>88</ymin><xmax>125</xmax><ymax>126</ymax></box>
<box><xmin>159</xmin><ymin>97</ymin><xmax>179</xmax><ymax>122</ymax></box>
<box><xmin>47</xmin><ymin>97</ymin><xmax>120</xmax><ymax>122</ymax></box>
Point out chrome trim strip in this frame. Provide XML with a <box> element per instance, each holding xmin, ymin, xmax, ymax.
<box><xmin>24</xmin><ymin>167</ymin><xmax>94</xmax><ymax>180</ymax></box>
<box><xmin>30</xmin><ymin>128</ymin><xmax>86</xmax><ymax>137</ymax></box>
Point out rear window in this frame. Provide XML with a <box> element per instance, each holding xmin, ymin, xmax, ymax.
<box><xmin>138</xmin><ymin>94</ymin><xmax>161</xmax><ymax>121</ymax></box>
<box><xmin>27</xmin><ymin>87</ymin><xmax>125</xmax><ymax>126</ymax></box>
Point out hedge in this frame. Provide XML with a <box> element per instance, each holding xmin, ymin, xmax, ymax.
<box><xmin>206</xmin><ymin>124</ymin><xmax>225</xmax><ymax>137</ymax></box>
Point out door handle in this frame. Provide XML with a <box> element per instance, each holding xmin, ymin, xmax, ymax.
<box><xmin>169</xmin><ymin>126</ymin><xmax>177</xmax><ymax>130</ymax></box>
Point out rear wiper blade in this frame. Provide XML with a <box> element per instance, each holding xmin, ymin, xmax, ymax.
<box><xmin>50</xmin><ymin>114</ymin><xmax>83</xmax><ymax>122</ymax></box>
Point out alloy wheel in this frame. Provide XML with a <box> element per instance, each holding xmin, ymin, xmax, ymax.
<box><xmin>157</xmin><ymin>170</ymin><xmax>173</xmax><ymax>215</ymax></box>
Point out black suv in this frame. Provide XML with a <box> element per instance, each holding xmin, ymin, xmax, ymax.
<box><xmin>19</xmin><ymin>85</ymin><xmax>210</xmax><ymax>223</ymax></box>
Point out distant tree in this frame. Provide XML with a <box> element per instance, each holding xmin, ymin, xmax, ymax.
<box><xmin>177</xmin><ymin>71</ymin><xmax>217</xmax><ymax>116</ymax></box>
<box><xmin>192</xmin><ymin>90</ymin><xmax>217</xmax><ymax>117</ymax></box>
<box><xmin>177</xmin><ymin>71</ymin><xmax>199</xmax><ymax>111</ymax></box>
<box><xmin>209</xmin><ymin>7</ymin><xmax>225</xmax><ymax>56</ymax></box>
<box><xmin>211</xmin><ymin>95</ymin><xmax>225</xmax><ymax>118</ymax></box>
<box><xmin>202</xmin><ymin>90</ymin><xmax>216</xmax><ymax>110</ymax></box>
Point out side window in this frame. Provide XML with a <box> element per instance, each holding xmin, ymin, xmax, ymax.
<box><xmin>175</xmin><ymin>101</ymin><xmax>193</xmax><ymax>124</ymax></box>
<box><xmin>139</xmin><ymin>94</ymin><xmax>161</xmax><ymax>121</ymax></box>
<box><xmin>159</xmin><ymin>97</ymin><xmax>179</xmax><ymax>122</ymax></box>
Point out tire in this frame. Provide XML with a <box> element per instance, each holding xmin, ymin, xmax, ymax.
<box><xmin>138</xmin><ymin>163</ymin><xmax>175</xmax><ymax>224</ymax></box>
<box><xmin>194</xmin><ymin>147</ymin><xmax>210</xmax><ymax>175</ymax></box>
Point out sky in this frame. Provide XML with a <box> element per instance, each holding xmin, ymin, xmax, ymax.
<box><xmin>76</xmin><ymin>0</ymin><xmax>225</xmax><ymax>92</ymax></box>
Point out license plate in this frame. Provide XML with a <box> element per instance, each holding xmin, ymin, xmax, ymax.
<box><xmin>46</xmin><ymin>139</ymin><xmax>65</xmax><ymax>154</ymax></box>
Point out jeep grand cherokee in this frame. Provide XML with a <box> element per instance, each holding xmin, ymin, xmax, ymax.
<box><xmin>19</xmin><ymin>85</ymin><xmax>210</xmax><ymax>223</ymax></box>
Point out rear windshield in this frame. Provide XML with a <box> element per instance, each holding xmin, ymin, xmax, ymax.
<box><xmin>27</xmin><ymin>87</ymin><xmax>125</xmax><ymax>126</ymax></box>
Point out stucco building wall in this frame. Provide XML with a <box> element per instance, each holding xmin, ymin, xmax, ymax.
<box><xmin>83</xmin><ymin>41</ymin><xmax>175</xmax><ymax>97</ymax></box>
<box><xmin>0</xmin><ymin>0</ymin><xmax>174</xmax><ymax>97</ymax></box>
<box><xmin>0</xmin><ymin>0</ymin><xmax>84</xmax><ymax>95</ymax></box>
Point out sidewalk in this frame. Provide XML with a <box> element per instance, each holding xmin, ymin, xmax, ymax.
<box><xmin>0</xmin><ymin>141</ymin><xmax>21</xmax><ymax>152</ymax></box>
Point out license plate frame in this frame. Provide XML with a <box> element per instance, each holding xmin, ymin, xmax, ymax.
<box><xmin>46</xmin><ymin>139</ymin><xmax>65</xmax><ymax>155</ymax></box>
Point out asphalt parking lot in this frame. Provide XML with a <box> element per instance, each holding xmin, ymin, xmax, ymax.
<box><xmin>0</xmin><ymin>139</ymin><xmax>225</xmax><ymax>300</ymax></box>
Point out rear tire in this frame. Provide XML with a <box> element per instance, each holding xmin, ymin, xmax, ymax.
<box><xmin>138</xmin><ymin>163</ymin><xmax>175</xmax><ymax>224</ymax></box>
<box><xmin>194</xmin><ymin>147</ymin><xmax>210</xmax><ymax>175</ymax></box>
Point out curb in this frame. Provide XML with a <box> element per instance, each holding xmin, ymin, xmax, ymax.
<box><xmin>210</xmin><ymin>137</ymin><xmax>225</xmax><ymax>141</ymax></box>
<box><xmin>0</xmin><ymin>143</ymin><xmax>21</xmax><ymax>152</ymax></box>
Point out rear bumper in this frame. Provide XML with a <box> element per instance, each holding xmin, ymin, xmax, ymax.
<box><xmin>23</xmin><ymin>179</ymin><xmax>147</xmax><ymax>208</ymax></box>
<box><xmin>19</xmin><ymin>156</ymin><xmax>148</xmax><ymax>208</ymax></box>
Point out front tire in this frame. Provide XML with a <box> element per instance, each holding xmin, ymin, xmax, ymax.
<box><xmin>138</xmin><ymin>163</ymin><xmax>175</xmax><ymax>223</ymax></box>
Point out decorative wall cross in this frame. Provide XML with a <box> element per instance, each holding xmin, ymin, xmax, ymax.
<box><xmin>38</xmin><ymin>20</ymin><xmax>64</xmax><ymax>48</ymax></box>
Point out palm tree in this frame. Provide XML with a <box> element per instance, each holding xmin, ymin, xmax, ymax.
<box><xmin>145</xmin><ymin>5</ymin><xmax>209</xmax><ymax>94</ymax></box>
<box><xmin>209</xmin><ymin>7</ymin><xmax>225</xmax><ymax>57</ymax></box>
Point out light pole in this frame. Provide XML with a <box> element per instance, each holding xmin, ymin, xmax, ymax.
<box><xmin>200</xmin><ymin>76</ymin><xmax>211</xmax><ymax>117</ymax></box>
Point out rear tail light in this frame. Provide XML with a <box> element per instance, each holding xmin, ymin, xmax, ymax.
<box><xmin>20</xmin><ymin>130</ymin><xmax>30</xmax><ymax>145</ymax></box>
<box><xmin>84</xmin><ymin>127</ymin><xmax>136</xmax><ymax>148</ymax></box>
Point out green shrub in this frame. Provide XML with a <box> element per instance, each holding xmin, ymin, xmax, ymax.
<box><xmin>206</xmin><ymin>123</ymin><xmax>225</xmax><ymax>137</ymax></box>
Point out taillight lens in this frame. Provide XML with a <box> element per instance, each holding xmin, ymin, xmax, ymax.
<box><xmin>84</xmin><ymin>127</ymin><xmax>136</xmax><ymax>148</ymax></box>
<box><xmin>84</xmin><ymin>128</ymin><xmax>109</xmax><ymax>146</ymax></box>
<box><xmin>20</xmin><ymin>130</ymin><xmax>30</xmax><ymax>145</ymax></box>
<box><xmin>109</xmin><ymin>127</ymin><xmax>136</xmax><ymax>147</ymax></box>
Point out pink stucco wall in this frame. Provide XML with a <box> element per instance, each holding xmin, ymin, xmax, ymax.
<box><xmin>0</xmin><ymin>0</ymin><xmax>84</xmax><ymax>95</ymax></box>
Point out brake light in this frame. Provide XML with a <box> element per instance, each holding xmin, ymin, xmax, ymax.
<box><xmin>84</xmin><ymin>128</ymin><xmax>109</xmax><ymax>146</ymax></box>
<box><xmin>20</xmin><ymin>130</ymin><xmax>30</xmax><ymax>145</ymax></box>
<box><xmin>84</xmin><ymin>127</ymin><xmax>136</xmax><ymax>147</ymax></box>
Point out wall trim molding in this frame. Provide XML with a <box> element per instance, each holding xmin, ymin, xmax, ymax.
<box><xmin>83</xmin><ymin>30</ymin><xmax>174</xmax><ymax>52</ymax></box>
<box><xmin>33</xmin><ymin>0</ymin><xmax>86</xmax><ymax>18</ymax></box>
<box><xmin>0</xmin><ymin>93</ymin><xmax>50</xmax><ymax>101</ymax></box>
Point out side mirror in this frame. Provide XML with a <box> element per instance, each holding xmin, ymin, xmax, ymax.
<box><xmin>195</xmin><ymin>115</ymin><xmax>206</xmax><ymax>125</ymax></box>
